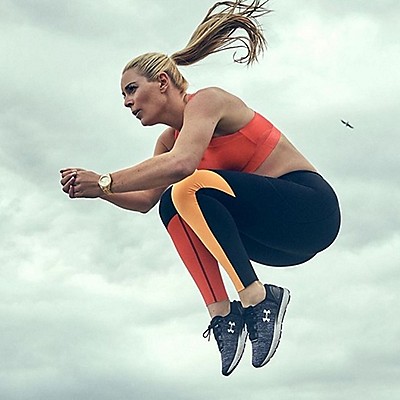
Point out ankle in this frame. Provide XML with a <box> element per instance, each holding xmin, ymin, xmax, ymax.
<box><xmin>239</xmin><ymin>281</ymin><xmax>266</xmax><ymax>308</ymax></box>
<box><xmin>207</xmin><ymin>299</ymin><xmax>231</xmax><ymax>318</ymax></box>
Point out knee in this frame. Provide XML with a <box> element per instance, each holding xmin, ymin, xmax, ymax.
<box><xmin>171</xmin><ymin>170</ymin><xmax>235</xmax><ymax>204</ymax></box>
<box><xmin>159</xmin><ymin>172</ymin><xmax>205</xmax><ymax>227</ymax></box>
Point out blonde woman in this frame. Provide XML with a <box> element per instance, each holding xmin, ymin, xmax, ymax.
<box><xmin>60</xmin><ymin>0</ymin><xmax>340</xmax><ymax>376</ymax></box>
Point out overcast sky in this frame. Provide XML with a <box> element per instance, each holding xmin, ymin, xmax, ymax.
<box><xmin>1</xmin><ymin>1</ymin><xmax>399</xmax><ymax>399</ymax></box>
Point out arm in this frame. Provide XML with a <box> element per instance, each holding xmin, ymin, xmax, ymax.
<box><xmin>61</xmin><ymin>88</ymin><xmax>226</xmax><ymax>198</ymax></box>
<box><xmin>110</xmin><ymin>89</ymin><xmax>225</xmax><ymax>192</ymax></box>
<box><xmin>99</xmin><ymin>128</ymin><xmax>175</xmax><ymax>213</ymax></box>
<box><xmin>99</xmin><ymin>188</ymin><xmax>165</xmax><ymax>213</ymax></box>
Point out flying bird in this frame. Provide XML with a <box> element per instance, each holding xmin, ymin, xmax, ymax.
<box><xmin>341</xmin><ymin>120</ymin><xmax>354</xmax><ymax>129</ymax></box>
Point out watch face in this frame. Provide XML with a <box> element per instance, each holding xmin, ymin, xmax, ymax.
<box><xmin>100</xmin><ymin>175</ymin><xmax>111</xmax><ymax>187</ymax></box>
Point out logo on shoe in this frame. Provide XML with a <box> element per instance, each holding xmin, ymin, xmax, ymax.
<box><xmin>227</xmin><ymin>321</ymin><xmax>236</xmax><ymax>333</ymax></box>
<box><xmin>262</xmin><ymin>309</ymin><xmax>271</xmax><ymax>323</ymax></box>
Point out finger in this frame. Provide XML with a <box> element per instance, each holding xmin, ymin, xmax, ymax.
<box><xmin>60</xmin><ymin>168</ymin><xmax>74</xmax><ymax>175</ymax></box>
<box><xmin>64</xmin><ymin>175</ymin><xmax>75</xmax><ymax>187</ymax></box>
<box><xmin>60</xmin><ymin>167</ymin><xmax>83</xmax><ymax>174</ymax></box>
<box><xmin>62</xmin><ymin>176</ymin><xmax>76</xmax><ymax>193</ymax></box>
<box><xmin>69</xmin><ymin>183</ymin><xmax>75</xmax><ymax>198</ymax></box>
<box><xmin>60</xmin><ymin>170</ymin><xmax>77</xmax><ymax>180</ymax></box>
<box><xmin>60</xmin><ymin>172</ymin><xmax>77</xmax><ymax>186</ymax></box>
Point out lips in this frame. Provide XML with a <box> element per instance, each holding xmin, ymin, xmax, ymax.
<box><xmin>132</xmin><ymin>109</ymin><xmax>142</xmax><ymax>119</ymax></box>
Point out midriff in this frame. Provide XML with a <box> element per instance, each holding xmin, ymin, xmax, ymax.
<box><xmin>253</xmin><ymin>133</ymin><xmax>317</xmax><ymax>177</ymax></box>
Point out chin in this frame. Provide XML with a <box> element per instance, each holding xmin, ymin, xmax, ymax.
<box><xmin>140</xmin><ymin>118</ymin><xmax>158</xmax><ymax>127</ymax></box>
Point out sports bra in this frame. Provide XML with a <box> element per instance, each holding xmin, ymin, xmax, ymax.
<box><xmin>174</xmin><ymin>94</ymin><xmax>281</xmax><ymax>173</ymax></box>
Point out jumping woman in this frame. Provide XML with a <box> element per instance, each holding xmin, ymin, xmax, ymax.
<box><xmin>60</xmin><ymin>0</ymin><xmax>341</xmax><ymax>376</ymax></box>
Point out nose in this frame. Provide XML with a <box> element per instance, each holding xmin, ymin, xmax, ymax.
<box><xmin>124</xmin><ymin>96</ymin><xmax>133</xmax><ymax>108</ymax></box>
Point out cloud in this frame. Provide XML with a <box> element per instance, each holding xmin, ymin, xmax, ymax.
<box><xmin>1</xmin><ymin>1</ymin><xmax>399</xmax><ymax>399</ymax></box>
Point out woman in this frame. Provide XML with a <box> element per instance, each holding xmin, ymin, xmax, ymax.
<box><xmin>60</xmin><ymin>0</ymin><xmax>340</xmax><ymax>376</ymax></box>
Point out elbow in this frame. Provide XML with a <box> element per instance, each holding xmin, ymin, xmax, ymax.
<box><xmin>123</xmin><ymin>203</ymin><xmax>153</xmax><ymax>214</ymax></box>
<box><xmin>137</xmin><ymin>202</ymin><xmax>152</xmax><ymax>214</ymax></box>
<box><xmin>172</xmin><ymin>156</ymin><xmax>198</xmax><ymax>182</ymax></box>
<box><xmin>138</xmin><ymin>197</ymin><xmax>158</xmax><ymax>214</ymax></box>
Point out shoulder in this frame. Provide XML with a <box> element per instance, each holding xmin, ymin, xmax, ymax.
<box><xmin>190</xmin><ymin>87</ymin><xmax>249</xmax><ymax>111</ymax></box>
<box><xmin>184</xmin><ymin>87</ymin><xmax>241</xmax><ymax>119</ymax></box>
<box><xmin>190</xmin><ymin>87</ymin><xmax>234</xmax><ymax>104</ymax></box>
<box><xmin>186</xmin><ymin>87</ymin><xmax>252</xmax><ymax>131</ymax></box>
<box><xmin>156</xmin><ymin>127</ymin><xmax>176</xmax><ymax>152</ymax></box>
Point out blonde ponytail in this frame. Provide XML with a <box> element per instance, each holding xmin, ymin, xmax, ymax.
<box><xmin>171</xmin><ymin>0</ymin><xmax>271</xmax><ymax>66</ymax></box>
<box><xmin>123</xmin><ymin>1</ymin><xmax>271</xmax><ymax>91</ymax></box>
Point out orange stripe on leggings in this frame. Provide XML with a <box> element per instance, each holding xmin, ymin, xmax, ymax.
<box><xmin>171</xmin><ymin>170</ymin><xmax>245</xmax><ymax>292</ymax></box>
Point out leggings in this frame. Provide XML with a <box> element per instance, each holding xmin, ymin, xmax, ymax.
<box><xmin>159</xmin><ymin>169</ymin><xmax>341</xmax><ymax>305</ymax></box>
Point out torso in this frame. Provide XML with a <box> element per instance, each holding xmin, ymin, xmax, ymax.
<box><xmin>170</xmin><ymin>88</ymin><xmax>317</xmax><ymax>178</ymax></box>
<box><xmin>252</xmin><ymin>134</ymin><xmax>317</xmax><ymax>178</ymax></box>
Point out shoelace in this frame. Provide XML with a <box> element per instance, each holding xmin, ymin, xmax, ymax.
<box><xmin>203</xmin><ymin>317</ymin><xmax>225</xmax><ymax>351</ymax></box>
<box><xmin>202</xmin><ymin>317</ymin><xmax>222</xmax><ymax>341</ymax></box>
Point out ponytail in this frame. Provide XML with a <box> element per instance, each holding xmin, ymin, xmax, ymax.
<box><xmin>171</xmin><ymin>0</ymin><xmax>271</xmax><ymax>66</ymax></box>
<box><xmin>123</xmin><ymin>1</ymin><xmax>271</xmax><ymax>92</ymax></box>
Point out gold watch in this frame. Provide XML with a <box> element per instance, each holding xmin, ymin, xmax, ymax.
<box><xmin>98</xmin><ymin>173</ymin><xmax>113</xmax><ymax>195</ymax></box>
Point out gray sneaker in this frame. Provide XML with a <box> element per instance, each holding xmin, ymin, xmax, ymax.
<box><xmin>203</xmin><ymin>301</ymin><xmax>247</xmax><ymax>376</ymax></box>
<box><xmin>243</xmin><ymin>284</ymin><xmax>291</xmax><ymax>368</ymax></box>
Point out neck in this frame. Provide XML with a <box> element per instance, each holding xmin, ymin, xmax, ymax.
<box><xmin>158</xmin><ymin>89</ymin><xmax>188</xmax><ymax>131</ymax></box>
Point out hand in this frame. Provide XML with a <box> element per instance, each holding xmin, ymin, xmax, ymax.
<box><xmin>60</xmin><ymin>168</ymin><xmax>102</xmax><ymax>199</ymax></box>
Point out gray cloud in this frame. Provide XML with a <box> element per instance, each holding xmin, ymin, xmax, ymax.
<box><xmin>1</xmin><ymin>1</ymin><xmax>399</xmax><ymax>399</ymax></box>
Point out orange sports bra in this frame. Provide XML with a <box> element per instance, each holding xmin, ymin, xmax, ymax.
<box><xmin>174</xmin><ymin>96</ymin><xmax>281</xmax><ymax>173</ymax></box>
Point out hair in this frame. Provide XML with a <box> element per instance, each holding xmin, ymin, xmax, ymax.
<box><xmin>123</xmin><ymin>0</ymin><xmax>271</xmax><ymax>92</ymax></box>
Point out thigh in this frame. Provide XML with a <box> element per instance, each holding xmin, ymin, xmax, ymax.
<box><xmin>199</xmin><ymin>169</ymin><xmax>340</xmax><ymax>255</ymax></box>
<box><xmin>241</xmin><ymin>232</ymin><xmax>315</xmax><ymax>267</ymax></box>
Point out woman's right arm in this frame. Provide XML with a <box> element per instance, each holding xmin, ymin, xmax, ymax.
<box><xmin>100</xmin><ymin>127</ymin><xmax>175</xmax><ymax>213</ymax></box>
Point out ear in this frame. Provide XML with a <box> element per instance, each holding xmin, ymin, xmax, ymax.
<box><xmin>157</xmin><ymin>72</ymin><xmax>170</xmax><ymax>93</ymax></box>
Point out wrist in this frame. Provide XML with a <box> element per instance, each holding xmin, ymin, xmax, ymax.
<box><xmin>98</xmin><ymin>173</ymin><xmax>113</xmax><ymax>195</ymax></box>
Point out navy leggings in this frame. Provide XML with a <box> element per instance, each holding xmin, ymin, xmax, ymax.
<box><xmin>159</xmin><ymin>169</ymin><xmax>340</xmax><ymax>305</ymax></box>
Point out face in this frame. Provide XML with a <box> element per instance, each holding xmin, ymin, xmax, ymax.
<box><xmin>121</xmin><ymin>68</ymin><xmax>165</xmax><ymax>126</ymax></box>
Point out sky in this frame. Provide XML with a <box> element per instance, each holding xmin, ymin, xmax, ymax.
<box><xmin>1</xmin><ymin>0</ymin><xmax>399</xmax><ymax>399</ymax></box>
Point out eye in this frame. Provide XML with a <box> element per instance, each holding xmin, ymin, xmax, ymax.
<box><xmin>122</xmin><ymin>82</ymin><xmax>139</xmax><ymax>99</ymax></box>
<box><xmin>126</xmin><ymin>83</ymin><xmax>137</xmax><ymax>95</ymax></box>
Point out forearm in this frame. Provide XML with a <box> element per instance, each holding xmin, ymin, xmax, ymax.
<box><xmin>100</xmin><ymin>190</ymin><xmax>159</xmax><ymax>213</ymax></box>
<box><xmin>110</xmin><ymin>152</ymin><xmax>189</xmax><ymax>193</ymax></box>
<box><xmin>60</xmin><ymin>137</ymin><xmax>194</xmax><ymax>200</ymax></box>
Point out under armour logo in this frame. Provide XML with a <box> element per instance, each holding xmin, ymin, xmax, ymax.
<box><xmin>263</xmin><ymin>309</ymin><xmax>271</xmax><ymax>322</ymax></box>
<box><xmin>227</xmin><ymin>321</ymin><xmax>236</xmax><ymax>333</ymax></box>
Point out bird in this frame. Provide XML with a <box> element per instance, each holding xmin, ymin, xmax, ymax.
<box><xmin>341</xmin><ymin>119</ymin><xmax>354</xmax><ymax>129</ymax></box>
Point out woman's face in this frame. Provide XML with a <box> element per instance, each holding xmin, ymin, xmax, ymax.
<box><xmin>121</xmin><ymin>68</ymin><xmax>165</xmax><ymax>126</ymax></box>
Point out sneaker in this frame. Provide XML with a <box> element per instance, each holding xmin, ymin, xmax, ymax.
<box><xmin>243</xmin><ymin>284</ymin><xmax>291</xmax><ymax>368</ymax></box>
<box><xmin>203</xmin><ymin>300</ymin><xmax>247</xmax><ymax>376</ymax></box>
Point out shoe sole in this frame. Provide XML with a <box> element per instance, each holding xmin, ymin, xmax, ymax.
<box><xmin>254</xmin><ymin>287</ymin><xmax>291</xmax><ymax>368</ymax></box>
<box><xmin>224</xmin><ymin>329</ymin><xmax>248</xmax><ymax>376</ymax></box>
